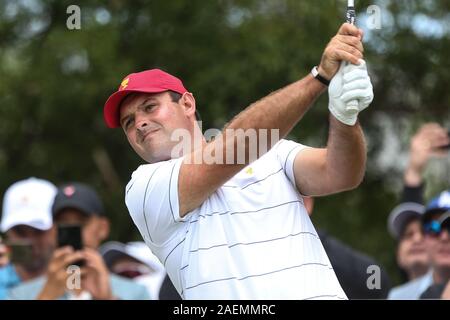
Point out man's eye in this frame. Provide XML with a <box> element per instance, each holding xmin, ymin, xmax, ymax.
<box><xmin>144</xmin><ymin>104</ymin><xmax>156</xmax><ymax>112</ymax></box>
<box><xmin>124</xmin><ymin>118</ymin><xmax>133</xmax><ymax>129</ymax></box>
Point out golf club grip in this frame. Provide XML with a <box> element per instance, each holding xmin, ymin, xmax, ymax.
<box><xmin>345</xmin><ymin>4</ymin><xmax>359</xmax><ymax>113</ymax></box>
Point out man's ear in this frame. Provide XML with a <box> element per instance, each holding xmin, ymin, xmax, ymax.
<box><xmin>97</xmin><ymin>217</ymin><xmax>110</xmax><ymax>242</ymax></box>
<box><xmin>180</xmin><ymin>92</ymin><xmax>197</xmax><ymax>119</ymax></box>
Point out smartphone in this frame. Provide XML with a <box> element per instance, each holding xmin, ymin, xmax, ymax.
<box><xmin>57</xmin><ymin>224</ymin><xmax>84</xmax><ymax>267</ymax></box>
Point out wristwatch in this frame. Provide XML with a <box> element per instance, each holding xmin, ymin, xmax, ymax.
<box><xmin>311</xmin><ymin>66</ymin><xmax>330</xmax><ymax>86</ymax></box>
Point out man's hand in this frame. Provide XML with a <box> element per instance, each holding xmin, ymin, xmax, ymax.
<box><xmin>328</xmin><ymin>59</ymin><xmax>373</xmax><ymax>126</ymax></box>
<box><xmin>404</xmin><ymin>123</ymin><xmax>450</xmax><ymax>186</ymax></box>
<box><xmin>318</xmin><ymin>23</ymin><xmax>364</xmax><ymax>80</ymax></box>
<box><xmin>37</xmin><ymin>246</ymin><xmax>84</xmax><ymax>300</ymax></box>
<box><xmin>80</xmin><ymin>248</ymin><xmax>114</xmax><ymax>300</ymax></box>
<box><xmin>0</xmin><ymin>242</ymin><xmax>9</xmax><ymax>267</ymax></box>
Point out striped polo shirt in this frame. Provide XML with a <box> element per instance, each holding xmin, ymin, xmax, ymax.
<box><xmin>125</xmin><ymin>139</ymin><xmax>347</xmax><ymax>300</ymax></box>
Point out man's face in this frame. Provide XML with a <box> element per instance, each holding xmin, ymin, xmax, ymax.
<box><xmin>6</xmin><ymin>225</ymin><xmax>55</xmax><ymax>272</ymax></box>
<box><xmin>424</xmin><ymin>215</ymin><xmax>450</xmax><ymax>270</ymax></box>
<box><xmin>397</xmin><ymin>220</ymin><xmax>429</xmax><ymax>271</ymax></box>
<box><xmin>55</xmin><ymin>209</ymin><xmax>109</xmax><ymax>249</ymax></box>
<box><xmin>119</xmin><ymin>91</ymin><xmax>194</xmax><ymax>163</ymax></box>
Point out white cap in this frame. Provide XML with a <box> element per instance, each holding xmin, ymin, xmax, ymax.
<box><xmin>99</xmin><ymin>241</ymin><xmax>165</xmax><ymax>273</ymax></box>
<box><xmin>1</xmin><ymin>177</ymin><xmax>57</xmax><ymax>232</ymax></box>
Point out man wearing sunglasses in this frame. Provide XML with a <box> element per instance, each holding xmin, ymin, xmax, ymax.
<box><xmin>100</xmin><ymin>241</ymin><xmax>166</xmax><ymax>300</ymax></box>
<box><xmin>419</xmin><ymin>191</ymin><xmax>450</xmax><ymax>299</ymax></box>
<box><xmin>388</xmin><ymin>189</ymin><xmax>450</xmax><ymax>299</ymax></box>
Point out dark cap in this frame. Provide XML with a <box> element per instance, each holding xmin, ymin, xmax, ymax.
<box><xmin>52</xmin><ymin>182</ymin><xmax>104</xmax><ymax>217</ymax></box>
<box><xmin>387</xmin><ymin>202</ymin><xmax>425</xmax><ymax>239</ymax></box>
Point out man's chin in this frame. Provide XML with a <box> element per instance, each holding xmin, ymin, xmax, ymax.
<box><xmin>138</xmin><ymin>142</ymin><xmax>177</xmax><ymax>163</ymax></box>
<box><xmin>140</xmin><ymin>150</ymin><xmax>172</xmax><ymax>164</ymax></box>
<box><xmin>22</xmin><ymin>260</ymin><xmax>48</xmax><ymax>273</ymax></box>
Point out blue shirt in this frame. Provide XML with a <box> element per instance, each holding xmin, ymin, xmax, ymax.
<box><xmin>6</xmin><ymin>273</ymin><xmax>150</xmax><ymax>300</ymax></box>
<box><xmin>0</xmin><ymin>264</ymin><xmax>21</xmax><ymax>300</ymax></box>
<box><xmin>388</xmin><ymin>270</ymin><xmax>433</xmax><ymax>300</ymax></box>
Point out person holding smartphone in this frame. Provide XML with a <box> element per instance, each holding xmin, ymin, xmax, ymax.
<box><xmin>6</xmin><ymin>182</ymin><xmax>150</xmax><ymax>300</ymax></box>
<box><xmin>0</xmin><ymin>178</ymin><xmax>57</xmax><ymax>300</ymax></box>
<box><xmin>388</xmin><ymin>123</ymin><xmax>450</xmax><ymax>299</ymax></box>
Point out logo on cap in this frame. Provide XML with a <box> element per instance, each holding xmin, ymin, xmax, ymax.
<box><xmin>63</xmin><ymin>186</ymin><xmax>76</xmax><ymax>197</ymax></box>
<box><xmin>119</xmin><ymin>78</ymin><xmax>129</xmax><ymax>90</ymax></box>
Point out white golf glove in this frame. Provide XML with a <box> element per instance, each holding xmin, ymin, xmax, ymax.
<box><xmin>328</xmin><ymin>59</ymin><xmax>373</xmax><ymax>126</ymax></box>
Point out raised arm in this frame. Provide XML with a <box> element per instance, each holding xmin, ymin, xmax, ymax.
<box><xmin>291</xmin><ymin>52</ymin><xmax>374</xmax><ymax>196</ymax></box>
<box><xmin>292</xmin><ymin>116</ymin><xmax>366</xmax><ymax>196</ymax></box>
<box><xmin>178</xmin><ymin>23</ymin><xmax>364</xmax><ymax>216</ymax></box>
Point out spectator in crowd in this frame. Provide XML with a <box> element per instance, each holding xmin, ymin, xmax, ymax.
<box><xmin>388</xmin><ymin>123</ymin><xmax>449</xmax><ymax>299</ymax></box>
<box><xmin>388</xmin><ymin>203</ymin><xmax>428</xmax><ymax>282</ymax></box>
<box><xmin>419</xmin><ymin>193</ymin><xmax>450</xmax><ymax>299</ymax></box>
<box><xmin>7</xmin><ymin>182</ymin><xmax>150</xmax><ymax>300</ymax></box>
<box><xmin>100</xmin><ymin>241</ymin><xmax>166</xmax><ymax>299</ymax></box>
<box><xmin>0</xmin><ymin>178</ymin><xmax>57</xmax><ymax>299</ymax></box>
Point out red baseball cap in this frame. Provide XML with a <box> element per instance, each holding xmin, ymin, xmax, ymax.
<box><xmin>103</xmin><ymin>69</ymin><xmax>188</xmax><ymax>128</ymax></box>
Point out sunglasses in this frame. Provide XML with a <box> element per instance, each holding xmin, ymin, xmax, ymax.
<box><xmin>423</xmin><ymin>220</ymin><xmax>450</xmax><ymax>237</ymax></box>
<box><xmin>113</xmin><ymin>264</ymin><xmax>151</xmax><ymax>279</ymax></box>
<box><xmin>117</xmin><ymin>269</ymin><xmax>144</xmax><ymax>279</ymax></box>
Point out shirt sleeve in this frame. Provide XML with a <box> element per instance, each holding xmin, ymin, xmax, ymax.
<box><xmin>273</xmin><ymin>139</ymin><xmax>310</xmax><ymax>187</ymax></box>
<box><xmin>125</xmin><ymin>157</ymin><xmax>186</xmax><ymax>246</ymax></box>
<box><xmin>401</xmin><ymin>183</ymin><xmax>425</xmax><ymax>204</ymax></box>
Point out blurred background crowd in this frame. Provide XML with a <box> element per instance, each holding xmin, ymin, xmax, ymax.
<box><xmin>0</xmin><ymin>0</ymin><xmax>449</xmax><ymax>299</ymax></box>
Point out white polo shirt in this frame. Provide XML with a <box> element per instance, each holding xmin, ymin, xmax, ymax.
<box><xmin>125</xmin><ymin>139</ymin><xmax>347</xmax><ymax>300</ymax></box>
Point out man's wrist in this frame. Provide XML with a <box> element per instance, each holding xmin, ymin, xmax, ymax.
<box><xmin>317</xmin><ymin>65</ymin><xmax>333</xmax><ymax>82</ymax></box>
<box><xmin>328</xmin><ymin>103</ymin><xmax>358</xmax><ymax>126</ymax></box>
<box><xmin>404</xmin><ymin>165</ymin><xmax>424</xmax><ymax>186</ymax></box>
<box><xmin>311</xmin><ymin>66</ymin><xmax>330</xmax><ymax>86</ymax></box>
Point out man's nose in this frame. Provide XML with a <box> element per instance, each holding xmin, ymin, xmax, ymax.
<box><xmin>135</xmin><ymin>114</ymin><xmax>149</xmax><ymax>132</ymax></box>
<box><xmin>413</xmin><ymin>231</ymin><xmax>424</xmax><ymax>242</ymax></box>
<box><xmin>440</xmin><ymin>229</ymin><xmax>450</xmax><ymax>241</ymax></box>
